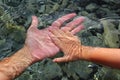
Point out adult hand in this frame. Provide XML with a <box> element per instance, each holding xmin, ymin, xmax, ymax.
<box><xmin>25</xmin><ymin>13</ymin><xmax>85</xmax><ymax>62</ymax></box>
<box><xmin>49</xmin><ymin>28</ymin><xmax>83</xmax><ymax>62</ymax></box>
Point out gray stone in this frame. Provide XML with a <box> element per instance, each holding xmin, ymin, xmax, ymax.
<box><xmin>1</xmin><ymin>0</ymin><xmax>120</xmax><ymax>80</ymax></box>
<box><xmin>80</xmin><ymin>11</ymin><xmax>89</xmax><ymax>16</ymax></box>
<box><xmin>101</xmin><ymin>19</ymin><xmax>120</xmax><ymax>48</ymax></box>
<box><xmin>119</xmin><ymin>22</ymin><xmax>120</xmax><ymax>30</ymax></box>
<box><xmin>102</xmin><ymin>0</ymin><xmax>120</xmax><ymax>4</ymax></box>
<box><xmin>86</xmin><ymin>3</ymin><xmax>98</xmax><ymax>12</ymax></box>
<box><xmin>87</xmin><ymin>13</ymin><xmax>97</xmax><ymax>20</ymax></box>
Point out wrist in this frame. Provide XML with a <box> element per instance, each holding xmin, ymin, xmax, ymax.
<box><xmin>18</xmin><ymin>45</ymin><xmax>35</xmax><ymax>64</ymax></box>
<box><xmin>10</xmin><ymin>45</ymin><xmax>35</xmax><ymax>65</ymax></box>
<box><xmin>24</xmin><ymin>44</ymin><xmax>44</xmax><ymax>62</ymax></box>
<box><xmin>0</xmin><ymin>46</ymin><xmax>34</xmax><ymax>80</ymax></box>
<box><xmin>0</xmin><ymin>71</ymin><xmax>10</xmax><ymax>80</ymax></box>
<box><xmin>81</xmin><ymin>45</ymin><xmax>93</xmax><ymax>61</ymax></box>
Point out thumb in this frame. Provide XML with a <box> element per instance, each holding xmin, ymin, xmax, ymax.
<box><xmin>53</xmin><ymin>56</ymin><xmax>69</xmax><ymax>63</ymax></box>
<box><xmin>28</xmin><ymin>16</ymin><xmax>38</xmax><ymax>30</ymax></box>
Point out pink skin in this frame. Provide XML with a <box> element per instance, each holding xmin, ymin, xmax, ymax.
<box><xmin>25</xmin><ymin>13</ymin><xmax>85</xmax><ymax>62</ymax></box>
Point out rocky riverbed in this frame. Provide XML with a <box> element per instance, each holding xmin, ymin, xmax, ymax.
<box><xmin>0</xmin><ymin>0</ymin><xmax>120</xmax><ymax>80</ymax></box>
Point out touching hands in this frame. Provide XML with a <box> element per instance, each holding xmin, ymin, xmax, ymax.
<box><xmin>1</xmin><ymin>13</ymin><xmax>120</xmax><ymax>80</ymax></box>
<box><xmin>49</xmin><ymin>28</ymin><xmax>83</xmax><ymax>62</ymax></box>
<box><xmin>25</xmin><ymin>13</ymin><xmax>85</xmax><ymax>62</ymax></box>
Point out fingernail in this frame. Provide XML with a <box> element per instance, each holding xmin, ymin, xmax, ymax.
<box><xmin>80</xmin><ymin>16</ymin><xmax>86</xmax><ymax>20</ymax></box>
<box><xmin>71</xmin><ymin>13</ymin><xmax>77</xmax><ymax>16</ymax></box>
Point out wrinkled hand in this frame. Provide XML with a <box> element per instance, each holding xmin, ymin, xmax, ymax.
<box><xmin>25</xmin><ymin>13</ymin><xmax>85</xmax><ymax>62</ymax></box>
<box><xmin>49</xmin><ymin>28</ymin><xmax>83</xmax><ymax>62</ymax></box>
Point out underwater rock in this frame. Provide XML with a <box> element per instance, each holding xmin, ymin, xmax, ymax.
<box><xmin>49</xmin><ymin>3</ymin><xmax>60</xmax><ymax>14</ymax></box>
<box><xmin>80</xmin><ymin>11</ymin><xmax>89</xmax><ymax>16</ymax></box>
<box><xmin>60</xmin><ymin>0</ymin><xmax>69</xmax><ymax>9</ymax></box>
<box><xmin>87</xmin><ymin>13</ymin><xmax>97</xmax><ymax>20</ymax></box>
<box><xmin>16</xmin><ymin>59</ymin><xmax>62</xmax><ymax>80</ymax></box>
<box><xmin>96</xmin><ymin>67</ymin><xmax>120</xmax><ymax>80</ymax></box>
<box><xmin>77</xmin><ymin>17</ymin><xmax>105</xmax><ymax>47</ymax></box>
<box><xmin>61</xmin><ymin>61</ymin><xmax>92</xmax><ymax>80</ymax></box>
<box><xmin>0</xmin><ymin>6</ymin><xmax>4</xmax><ymax>16</ymax></box>
<box><xmin>119</xmin><ymin>22</ymin><xmax>120</xmax><ymax>30</ymax></box>
<box><xmin>77</xmin><ymin>0</ymin><xmax>90</xmax><ymax>7</ymax></box>
<box><xmin>0</xmin><ymin>0</ymin><xmax>120</xmax><ymax>80</ymax></box>
<box><xmin>101</xmin><ymin>19</ymin><xmax>120</xmax><ymax>48</ymax></box>
<box><xmin>0</xmin><ymin>40</ymin><xmax>13</xmax><ymax>59</ymax></box>
<box><xmin>102</xmin><ymin>0</ymin><xmax>120</xmax><ymax>4</ymax></box>
<box><xmin>67</xmin><ymin>2</ymin><xmax>79</xmax><ymax>13</ymax></box>
<box><xmin>86</xmin><ymin>3</ymin><xmax>98</xmax><ymax>12</ymax></box>
<box><xmin>2</xmin><ymin>0</ymin><xmax>23</xmax><ymax>7</ymax></box>
<box><xmin>0</xmin><ymin>5</ymin><xmax>26</xmax><ymax>59</ymax></box>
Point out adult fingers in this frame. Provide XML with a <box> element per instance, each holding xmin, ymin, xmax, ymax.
<box><xmin>49</xmin><ymin>28</ymin><xmax>65</xmax><ymax>37</ymax></box>
<box><xmin>63</xmin><ymin>31</ymin><xmax>75</xmax><ymax>37</ymax></box>
<box><xmin>61</xmin><ymin>17</ymin><xmax>85</xmax><ymax>31</ymax></box>
<box><xmin>71</xmin><ymin>24</ymin><xmax>85</xmax><ymax>35</ymax></box>
<box><xmin>49</xmin><ymin>32</ymin><xmax>62</xmax><ymax>47</ymax></box>
<box><xmin>51</xmin><ymin>13</ymin><xmax>76</xmax><ymax>28</ymax></box>
<box><xmin>28</xmin><ymin>16</ymin><xmax>39</xmax><ymax>30</ymax></box>
<box><xmin>53</xmin><ymin>56</ymin><xmax>69</xmax><ymax>63</ymax></box>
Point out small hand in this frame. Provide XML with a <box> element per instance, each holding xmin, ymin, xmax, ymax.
<box><xmin>25</xmin><ymin>13</ymin><xmax>85</xmax><ymax>62</ymax></box>
<box><xmin>49</xmin><ymin>27</ymin><xmax>83</xmax><ymax>62</ymax></box>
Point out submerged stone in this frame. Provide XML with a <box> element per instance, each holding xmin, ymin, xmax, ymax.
<box><xmin>101</xmin><ymin>19</ymin><xmax>120</xmax><ymax>48</ymax></box>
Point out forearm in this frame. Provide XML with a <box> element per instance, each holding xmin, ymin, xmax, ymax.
<box><xmin>0</xmin><ymin>45</ymin><xmax>34</xmax><ymax>80</ymax></box>
<box><xmin>82</xmin><ymin>46</ymin><xmax>120</xmax><ymax>69</ymax></box>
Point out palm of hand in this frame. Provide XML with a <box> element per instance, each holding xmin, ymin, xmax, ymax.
<box><xmin>26</xmin><ymin>28</ymin><xmax>59</xmax><ymax>61</ymax></box>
